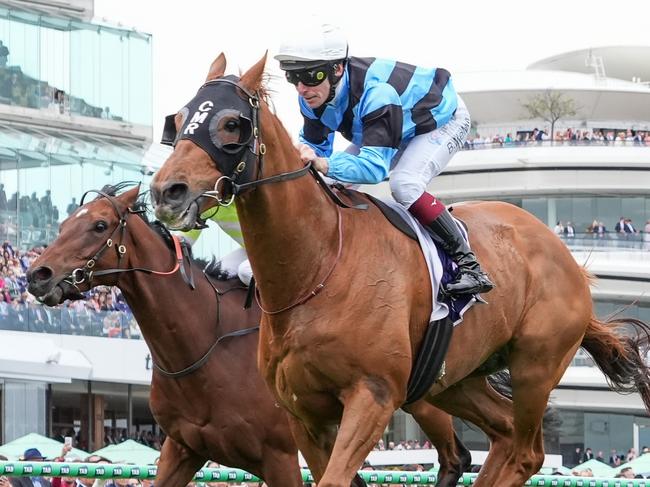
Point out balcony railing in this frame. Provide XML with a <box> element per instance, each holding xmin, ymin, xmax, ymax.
<box><xmin>464</xmin><ymin>139</ymin><xmax>650</xmax><ymax>151</ymax></box>
<box><xmin>0</xmin><ymin>303</ymin><xmax>142</xmax><ymax>339</ymax></box>
<box><xmin>560</xmin><ymin>233</ymin><xmax>649</xmax><ymax>251</ymax></box>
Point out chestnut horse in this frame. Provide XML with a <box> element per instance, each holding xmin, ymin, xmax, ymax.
<box><xmin>25</xmin><ymin>185</ymin><xmax>305</xmax><ymax>486</ymax></box>
<box><xmin>150</xmin><ymin>53</ymin><xmax>650</xmax><ymax>487</ymax></box>
<box><xmin>25</xmin><ymin>184</ymin><xmax>469</xmax><ymax>487</ymax></box>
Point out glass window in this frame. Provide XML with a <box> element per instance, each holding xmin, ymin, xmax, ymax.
<box><xmin>521</xmin><ymin>197</ymin><xmax>547</xmax><ymax>225</ymax></box>
<box><xmin>127</xmin><ymin>36</ymin><xmax>152</xmax><ymax>126</ymax></box>
<box><xmin>17</xmin><ymin>156</ymin><xmax>53</xmax><ymax>247</ymax></box>
<box><xmin>3</xmin><ymin>380</ymin><xmax>46</xmax><ymax>442</ymax></box>
<box><xmin>555</xmin><ymin>198</ymin><xmax>572</xmax><ymax>225</ymax></box>
<box><xmin>571</xmin><ymin>198</ymin><xmax>594</xmax><ymax>234</ymax></box>
<box><xmin>70</xmin><ymin>28</ymin><xmax>100</xmax><ymax>118</ymax></box>
<box><xmin>39</xmin><ymin>23</ymin><xmax>69</xmax><ymax>108</ymax></box>
<box><xmin>621</xmin><ymin>197</ymin><xmax>645</xmax><ymax>232</ymax></box>
<box><xmin>0</xmin><ymin>156</ymin><xmax>18</xmax><ymax>247</ymax></box>
<box><xmin>98</xmin><ymin>29</ymin><xmax>127</xmax><ymax>122</ymax></box>
<box><xmin>595</xmin><ymin>198</ymin><xmax>620</xmax><ymax>232</ymax></box>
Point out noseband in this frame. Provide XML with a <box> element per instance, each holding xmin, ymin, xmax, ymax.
<box><xmin>65</xmin><ymin>189</ymin><xmax>195</xmax><ymax>290</ymax></box>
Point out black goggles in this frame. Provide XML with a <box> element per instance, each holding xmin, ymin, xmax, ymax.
<box><xmin>285</xmin><ymin>65</ymin><xmax>330</xmax><ymax>87</ymax></box>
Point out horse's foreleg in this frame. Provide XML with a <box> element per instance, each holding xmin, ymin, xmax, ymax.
<box><xmin>155</xmin><ymin>437</ymin><xmax>205</xmax><ymax>487</ymax></box>
<box><xmin>318</xmin><ymin>381</ymin><xmax>395</xmax><ymax>487</ymax></box>
<box><xmin>426</xmin><ymin>376</ymin><xmax>515</xmax><ymax>487</ymax></box>
<box><xmin>286</xmin><ymin>414</ymin><xmax>334</xmax><ymax>484</ymax></box>
<box><xmin>404</xmin><ymin>400</ymin><xmax>471</xmax><ymax>487</ymax></box>
<box><xmin>257</xmin><ymin>446</ymin><xmax>304</xmax><ymax>487</ymax></box>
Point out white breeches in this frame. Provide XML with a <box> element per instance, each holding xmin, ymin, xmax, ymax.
<box><xmin>219</xmin><ymin>247</ymin><xmax>253</xmax><ymax>286</ymax></box>
<box><xmin>389</xmin><ymin>96</ymin><xmax>471</xmax><ymax>207</ymax></box>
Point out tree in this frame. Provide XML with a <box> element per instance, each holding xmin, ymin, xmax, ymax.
<box><xmin>522</xmin><ymin>91</ymin><xmax>579</xmax><ymax>143</ymax></box>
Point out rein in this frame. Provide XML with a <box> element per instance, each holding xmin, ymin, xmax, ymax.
<box><xmin>153</xmin><ymin>271</ymin><xmax>260</xmax><ymax>379</ymax></box>
<box><xmin>255</xmin><ymin>205</ymin><xmax>343</xmax><ymax>315</ymax></box>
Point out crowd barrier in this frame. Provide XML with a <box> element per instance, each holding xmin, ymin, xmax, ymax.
<box><xmin>0</xmin><ymin>461</ymin><xmax>648</xmax><ymax>486</ymax></box>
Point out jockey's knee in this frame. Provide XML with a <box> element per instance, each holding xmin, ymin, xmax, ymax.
<box><xmin>238</xmin><ymin>259</ymin><xmax>253</xmax><ymax>286</ymax></box>
<box><xmin>389</xmin><ymin>175</ymin><xmax>427</xmax><ymax>208</ymax></box>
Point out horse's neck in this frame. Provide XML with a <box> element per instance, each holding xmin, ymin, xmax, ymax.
<box><xmin>115</xmin><ymin>220</ymin><xmax>218</xmax><ymax>367</ymax></box>
<box><xmin>236</xmin><ymin>115</ymin><xmax>340</xmax><ymax>311</ymax></box>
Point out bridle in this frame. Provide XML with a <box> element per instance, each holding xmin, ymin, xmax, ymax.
<box><xmin>65</xmin><ymin>189</ymin><xmax>195</xmax><ymax>291</ymax></box>
<box><xmin>161</xmin><ymin>78</ymin><xmax>314</xmax><ymax>211</ymax></box>
<box><xmin>163</xmin><ymin>78</ymin><xmax>366</xmax><ymax>315</ymax></box>
<box><xmin>62</xmin><ymin>188</ymin><xmax>259</xmax><ymax>379</ymax></box>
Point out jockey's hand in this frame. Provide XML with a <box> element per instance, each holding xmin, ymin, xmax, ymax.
<box><xmin>296</xmin><ymin>143</ymin><xmax>329</xmax><ymax>174</ymax></box>
<box><xmin>311</xmin><ymin>157</ymin><xmax>329</xmax><ymax>174</ymax></box>
<box><xmin>296</xmin><ymin>143</ymin><xmax>316</xmax><ymax>162</ymax></box>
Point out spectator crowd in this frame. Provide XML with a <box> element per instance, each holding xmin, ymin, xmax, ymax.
<box><xmin>0</xmin><ymin>240</ymin><xmax>140</xmax><ymax>339</ymax></box>
<box><xmin>465</xmin><ymin>127</ymin><xmax>650</xmax><ymax>149</ymax></box>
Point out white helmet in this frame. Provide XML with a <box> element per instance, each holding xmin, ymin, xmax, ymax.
<box><xmin>275</xmin><ymin>22</ymin><xmax>348</xmax><ymax>71</ymax></box>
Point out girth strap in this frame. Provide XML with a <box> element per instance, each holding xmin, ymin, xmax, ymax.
<box><xmin>403</xmin><ymin>315</ymin><xmax>454</xmax><ymax>406</ymax></box>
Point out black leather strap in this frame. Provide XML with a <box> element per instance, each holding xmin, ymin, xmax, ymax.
<box><xmin>309</xmin><ymin>166</ymin><xmax>368</xmax><ymax>210</ymax></box>
<box><xmin>403</xmin><ymin>315</ymin><xmax>454</xmax><ymax>405</ymax></box>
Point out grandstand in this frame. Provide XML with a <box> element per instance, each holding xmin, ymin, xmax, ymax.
<box><xmin>0</xmin><ymin>0</ymin><xmax>157</xmax><ymax>451</ymax></box>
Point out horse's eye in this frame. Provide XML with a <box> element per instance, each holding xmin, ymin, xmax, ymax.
<box><xmin>94</xmin><ymin>221</ymin><xmax>108</xmax><ymax>232</ymax></box>
<box><xmin>224</xmin><ymin>120</ymin><xmax>239</xmax><ymax>132</ymax></box>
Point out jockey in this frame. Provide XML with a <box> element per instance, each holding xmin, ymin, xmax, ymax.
<box><xmin>180</xmin><ymin>206</ymin><xmax>252</xmax><ymax>285</ymax></box>
<box><xmin>274</xmin><ymin>23</ymin><xmax>494</xmax><ymax>296</ymax></box>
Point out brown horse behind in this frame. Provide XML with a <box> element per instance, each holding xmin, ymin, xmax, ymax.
<box><xmin>150</xmin><ymin>53</ymin><xmax>650</xmax><ymax>487</ymax></box>
<box><xmin>25</xmin><ymin>186</ymin><xmax>304</xmax><ymax>486</ymax></box>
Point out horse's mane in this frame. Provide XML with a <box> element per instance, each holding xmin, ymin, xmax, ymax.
<box><xmin>97</xmin><ymin>182</ymin><xmax>229</xmax><ymax>281</ymax></box>
<box><xmin>257</xmin><ymin>72</ymin><xmax>273</xmax><ymax>104</ymax></box>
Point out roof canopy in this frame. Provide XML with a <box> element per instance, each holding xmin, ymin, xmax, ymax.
<box><xmin>0</xmin><ymin>433</ymin><xmax>88</xmax><ymax>460</ymax></box>
<box><xmin>91</xmin><ymin>440</ymin><xmax>160</xmax><ymax>465</ymax></box>
<box><xmin>455</xmin><ymin>70</ymin><xmax>650</xmax><ymax>126</ymax></box>
<box><xmin>528</xmin><ymin>46</ymin><xmax>650</xmax><ymax>83</ymax></box>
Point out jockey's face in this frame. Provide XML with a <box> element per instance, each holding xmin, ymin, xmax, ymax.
<box><xmin>295</xmin><ymin>77</ymin><xmax>330</xmax><ymax>109</ymax></box>
<box><xmin>294</xmin><ymin>63</ymin><xmax>344</xmax><ymax>109</ymax></box>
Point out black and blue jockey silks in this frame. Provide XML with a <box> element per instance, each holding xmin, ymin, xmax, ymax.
<box><xmin>299</xmin><ymin>57</ymin><xmax>458</xmax><ymax>184</ymax></box>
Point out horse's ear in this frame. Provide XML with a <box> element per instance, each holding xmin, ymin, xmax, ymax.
<box><xmin>206</xmin><ymin>53</ymin><xmax>227</xmax><ymax>82</ymax></box>
<box><xmin>120</xmin><ymin>185</ymin><xmax>141</xmax><ymax>207</ymax></box>
<box><xmin>240</xmin><ymin>52</ymin><xmax>267</xmax><ymax>92</ymax></box>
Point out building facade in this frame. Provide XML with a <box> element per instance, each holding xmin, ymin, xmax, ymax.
<box><xmin>0</xmin><ymin>0</ymin><xmax>156</xmax><ymax>451</ymax></box>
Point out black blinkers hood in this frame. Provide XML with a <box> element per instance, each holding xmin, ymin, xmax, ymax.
<box><xmin>160</xmin><ymin>75</ymin><xmax>259</xmax><ymax>186</ymax></box>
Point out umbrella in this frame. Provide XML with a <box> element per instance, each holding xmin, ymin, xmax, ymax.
<box><xmin>614</xmin><ymin>453</ymin><xmax>650</xmax><ymax>475</ymax></box>
<box><xmin>91</xmin><ymin>440</ymin><xmax>159</xmax><ymax>465</ymax></box>
<box><xmin>0</xmin><ymin>433</ymin><xmax>88</xmax><ymax>460</ymax></box>
<box><xmin>572</xmin><ymin>458</ymin><xmax>615</xmax><ymax>477</ymax></box>
<box><xmin>539</xmin><ymin>465</ymin><xmax>573</xmax><ymax>476</ymax></box>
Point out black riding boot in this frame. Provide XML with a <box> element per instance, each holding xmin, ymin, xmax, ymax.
<box><xmin>425</xmin><ymin>209</ymin><xmax>495</xmax><ymax>295</ymax></box>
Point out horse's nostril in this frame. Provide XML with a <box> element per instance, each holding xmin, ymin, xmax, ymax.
<box><xmin>150</xmin><ymin>185</ymin><xmax>162</xmax><ymax>205</ymax></box>
<box><xmin>29</xmin><ymin>266</ymin><xmax>53</xmax><ymax>283</ymax></box>
<box><xmin>163</xmin><ymin>183</ymin><xmax>189</xmax><ymax>204</ymax></box>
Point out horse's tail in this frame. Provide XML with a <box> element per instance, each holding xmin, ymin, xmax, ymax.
<box><xmin>581</xmin><ymin>315</ymin><xmax>650</xmax><ymax>411</ymax></box>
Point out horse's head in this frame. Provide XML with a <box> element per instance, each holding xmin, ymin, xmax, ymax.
<box><xmin>27</xmin><ymin>185</ymin><xmax>141</xmax><ymax>306</ymax></box>
<box><xmin>151</xmin><ymin>52</ymin><xmax>268</xmax><ymax>231</ymax></box>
